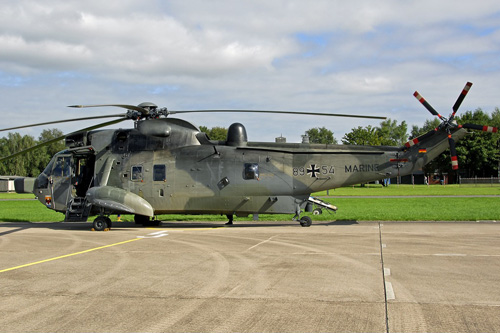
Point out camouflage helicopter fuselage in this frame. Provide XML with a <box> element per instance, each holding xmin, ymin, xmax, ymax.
<box><xmin>7</xmin><ymin>82</ymin><xmax>493</xmax><ymax>229</ymax></box>
<box><xmin>28</xmin><ymin>117</ymin><xmax>466</xmax><ymax>223</ymax></box>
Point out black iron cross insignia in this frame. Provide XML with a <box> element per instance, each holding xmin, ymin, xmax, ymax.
<box><xmin>307</xmin><ymin>164</ymin><xmax>320</xmax><ymax>177</ymax></box>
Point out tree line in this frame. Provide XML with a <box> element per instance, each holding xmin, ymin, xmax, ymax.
<box><xmin>1</xmin><ymin>109</ymin><xmax>499</xmax><ymax>178</ymax></box>
<box><xmin>0</xmin><ymin>129</ymin><xmax>65</xmax><ymax>177</ymax></box>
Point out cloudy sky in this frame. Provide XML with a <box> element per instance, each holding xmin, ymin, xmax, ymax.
<box><xmin>2</xmin><ymin>0</ymin><xmax>500</xmax><ymax>143</ymax></box>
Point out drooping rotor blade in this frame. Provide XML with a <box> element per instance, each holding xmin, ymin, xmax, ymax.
<box><xmin>69</xmin><ymin>104</ymin><xmax>150</xmax><ymax>115</ymax></box>
<box><xmin>413</xmin><ymin>91</ymin><xmax>446</xmax><ymax>121</ymax></box>
<box><xmin>448</xmin><ymin>134</ymin><xmax>459</xmax><ymax>170</ymax></box>
<box><xmin>404</xmin><ymin>128</ymin><xmax>439</xmax><ymax>148</ymax></box>
<box><xmin>0</xmin><ymin>117</ymin><xmax>128</xmax><ymax>163</ymax></box>
<box><xmin>451</xmin><ymin>82</ymin><xmax>473</xmax><ymax>118</ymax></box>
<box><xmin>0</xmin><ymin>114</ymin><xmax>125</xmax><ymax>133</ymax></box>
<box><xmin>460</xmin><ymin>123</ymin><xmax>498</xmax><ymax>133</ymax></box>
<box><xmin>168</xmin><ymin>109</ymin><xmax>387</xmax><ymax>120</ymax></box>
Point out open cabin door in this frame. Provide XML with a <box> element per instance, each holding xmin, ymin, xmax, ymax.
<box><xmin>49</xmin><ymin>154</ymin><xmax>73</xmax><ymax>212</ymax></box>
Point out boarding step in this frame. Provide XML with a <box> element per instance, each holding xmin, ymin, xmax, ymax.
<box><xmin>65</xmin><ymin>197</ymin><xmax>91</xmax><ymax>222</ymax></box>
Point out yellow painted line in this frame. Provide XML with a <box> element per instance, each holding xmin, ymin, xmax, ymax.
<box><xmin>0</xmin><ymin>238</ymin><xmax>141</xmax><ymax>274</ymax></box>
<box><xmin>146</xmin><ymin>227</ymin><xmax>225</xmax><ymax>232</ymax></box>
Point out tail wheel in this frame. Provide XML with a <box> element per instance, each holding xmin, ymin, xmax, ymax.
<box><xmin>313</xmin><ymin>208</ymin><xmax>323</xmax><ymax>215</ymax></box>
<box><xmin>299</xmin><ymin>216</ymin><xmax>312</xmax><ymax>227</ymax></box>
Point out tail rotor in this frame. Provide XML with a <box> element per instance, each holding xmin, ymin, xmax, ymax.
<box><xmin>407</xmin><ymin>81</ymin><xmax>498</xmax><ymax>171</ymax></box>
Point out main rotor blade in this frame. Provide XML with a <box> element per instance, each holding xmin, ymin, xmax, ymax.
<box><xmin>69</xmin><ymin>104</ymin><xmax>149</xmax><ymax>115</ymax></box>
<box><xmin>413</xmin><ymin>91</ymin><xmax>446</xmax><ymax>121</ymax></box>
<box><xmin>448</xmin><ymin>134</ymin><xmax>459</xmax><ymax>170</ymax></box>
<box><xmin>0</xmin><ymin>118</ymin><xmax>128</xmax><ymax>163</ymax></box>
<box><xmin>451</xmin><ymin>82</ymin><xmax>473</xmax><ymax>118</ymax></box>
<box><xmin>460</xmin><ymin>123</ymin><xmax>498</xmax><ymax>133</ymax></box>
<box><xmin>0</xmin><ymin>114</ymin><xmax>125</xmax><ymax>133</ymax></box>
<box><xmin>168</xmin><ymin>109</ymin><xmax>387</xmax><ymax>120</ymax></box>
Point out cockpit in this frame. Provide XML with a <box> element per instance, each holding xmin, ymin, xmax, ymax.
<box><xmin>35</xmin><ymin>149</ymin><xmax>95</xmax><ymax>200</ymax></box>
<box><xmin>35</xmin><ymin>151</ymin><xmax>70</xmax><ymax>190</ymax></box>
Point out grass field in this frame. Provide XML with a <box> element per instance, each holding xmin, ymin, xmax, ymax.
<box><xmin>315</xmin><ymin>184</ymin><xmax>500</xmax><ymax>196</ymax></box>
<box><xmin>0</xmin><ymin>185</ymin><xmax>498</xmax><ymax>223</ymax></box>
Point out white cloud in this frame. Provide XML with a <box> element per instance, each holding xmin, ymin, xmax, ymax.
<box><xmin>1</xmin><ymin>0</ymin><xmax>500</xmax><ymax>144</ymax></box>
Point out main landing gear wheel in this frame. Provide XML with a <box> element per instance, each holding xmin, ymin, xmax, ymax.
<box><xmin>135</xmin><ymin>214</ymin><xmax>161</xmax><ymax>227</ymax></box>
<box><xmin>299</xmin><ymin>216</ymin><xmax>312</xmax><ymax>227</ymax></box>
<box><xmin>93</xmin><ymin>216</ymin><xmax>111</xmax><ymax>231</ymax></box>
<box><xmin>134</xmin><ymin>214</ymin><xmax>149</xmax><ymax>225</ymax></box>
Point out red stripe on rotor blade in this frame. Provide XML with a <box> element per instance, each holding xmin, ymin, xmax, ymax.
<box><xmin>484</xmin><ymin>126</ymin><xmax>498</xmax><ymax>133</ymax></box>
<box><xmin>452</xmin><ymin>82</ymin><xmax>473</xmax><ymax>116</ymax></box>
<box><xmin>463</xmin><ymin>82</ymin><xmax>472</xmax><ymax>94</ymax></box>
<box><xmin>413</xmin><ymin>92</ymin><xmax>424</xmax><ymax>103</ymax></box>
<box><xmin>451</xmin><ymin>155</ymin><xmax>459</xmax><ymax>170</ymax></box>
<box><xmin>404</xmin><ymin>138</ymin><xmax>419</xmax><ymax>148</ymax></box>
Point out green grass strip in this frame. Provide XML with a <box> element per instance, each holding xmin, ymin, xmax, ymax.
<box><xmin>1</xmin><ymin>196</ymin><xmax>498</xmax><ymax>222</ymax></box>
<box><xmin>314</xmin><ymin>184</ymin><xmax>500</xmax><ymax>196</ymax></box>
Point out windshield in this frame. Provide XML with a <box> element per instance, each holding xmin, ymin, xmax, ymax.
<box><xmin>42</xmin><ymin>158</ymin><xmax>55</xmax><ymax>177</ymax></box>
<box><xmin>52</xmin><ymin>156</ymin><xmax>71</xmax><ymax>177</ymax></box>
<box><xmin>36</xmin><ymin>152</ymin><xmax>71</xmax><ymax>189</ymax></box>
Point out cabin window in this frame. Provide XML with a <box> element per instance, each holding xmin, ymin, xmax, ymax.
<box><xmin>243</xmin><ymin>163</ymin><xmax>259</xmax><ymax>180</ymax></box>
<box><xmin>131</xmin><ymin>165</ymin><xmax>143</xmax><ymax>181</ymax></box>
<box><xmin>153</xmin><ymin>164</ymin><xmax>166</xmax><ymax>181</ymax></box>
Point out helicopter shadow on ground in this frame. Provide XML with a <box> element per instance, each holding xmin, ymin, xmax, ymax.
<box><xmin>0</xmin><ymin>219</ymin><xmax>359</xmax><ymax>233</ymax></box>
<box><xmin>157</xmin><ymin>219</ymin><xmax>360</xmax><ymax>228</ymax></box>
<box><xmin>0</xmin><ymin>226</ymin><xmax>29</xmax><ymax>237</ymax></box>
<box><xmin>0</xmin><ymin>221</ymin><xmax>86</xmax><ymax>232</ymax></box>
<box><xmin>322</xmin><ymin>220</ymin><xmax>359</xmax><ymax>225</ymax></box>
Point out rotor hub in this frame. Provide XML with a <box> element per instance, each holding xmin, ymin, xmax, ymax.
<box><xmin>138</xmin><ymin>102</ymin><xmax>158</xmax><ymax>111</ymax></box>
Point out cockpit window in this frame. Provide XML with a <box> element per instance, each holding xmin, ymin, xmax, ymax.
<box><xmin>243</xmin><ymin>163</ymin><xmax>259</xmax><ymax>180</ymax></box>
<box><xmin>53</xmin><ymin>156</ymin><xmax>71</xmax><ymax>177</ymax></box>
<box><xmin>42</xmin><ymin>158</ymin><xmax>55</xmax><ymax>177</ymax></box>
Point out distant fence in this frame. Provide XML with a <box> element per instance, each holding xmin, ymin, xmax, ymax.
<box><xmin>459</xmin><ymin>176</ymin><xmax>500</xmax><ymax>186</ymax></box>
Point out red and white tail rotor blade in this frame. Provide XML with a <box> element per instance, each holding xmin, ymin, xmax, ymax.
<box><xmin>413</xmin><ymin>91</ymin><xmax>446</xmax><ymax>121</ymax></box>
<box><xmin>460</xmin><ymin>123</ymin><xmax>498</xmax><ymax>133</ymax></box>
<box><xmin>451</xmin><ymin>82</ymin><xmax>473</xmax><ymax>118</ymax></box>
<box><xmin>448</xmin><ymin>134</ymin><xmax>459</xmax><ymax>170</ymax></box>
<box><xmin>404</xmin><ymin>128</ymin><xmax>438</xmax><ymax>148</ymax></box>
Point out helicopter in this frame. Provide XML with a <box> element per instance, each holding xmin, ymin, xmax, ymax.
<box><xmin>1</xmin><ymin>82</ymin><xmax>497</xmax><ymax>230</ymax></box>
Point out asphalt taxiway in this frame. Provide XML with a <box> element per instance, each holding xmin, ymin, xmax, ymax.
<box><xmin>1</xmin><ymin>220</ymin><xmax>500</xmax><ymax>332</ymax></box>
